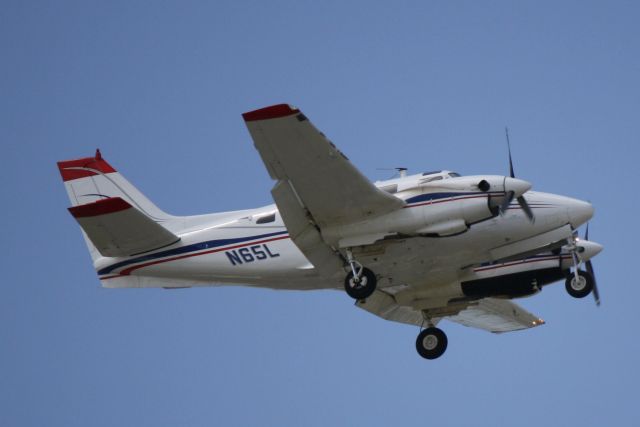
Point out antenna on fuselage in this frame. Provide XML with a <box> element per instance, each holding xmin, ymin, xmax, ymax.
<box><xmin>376</xmin><ymin>167</ymin><xmax>408</xmax><ymax>179</ymax></box>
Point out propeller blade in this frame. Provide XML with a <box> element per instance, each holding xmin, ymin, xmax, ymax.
<box><xmin>506</xmin><ymin>127</ymin><xmax>515</xmax><ymax>178</ymax></box>
<box><xmin>585</xmin><ymin>223</ymin><xmax>590</xmax><ymax>240</ymax></box>
<box><xmin>517</xmin><ymin>195</ymin><xmax>535</xmax><ymax>223</ymax></box>
<box><xmin>500</xmin><ymin>191</ymin><xmax>515</xmax><ymax>215</ymax></box>
<box><xmin>502</xmin><ymin>129</ymin><xmax>533</xmax><ymax>221</ymax></box>
<box><xmin>585</xmin><ymin>260</ymin><xmax>600</xmax><ymax>306</ymax></box>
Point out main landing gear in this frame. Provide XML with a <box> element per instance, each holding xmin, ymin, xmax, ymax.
<box><xmin>343</xmin><ymin>249</ymin><xmax>377</xmax><ymax>300</ymax></box>
<box><xmin>416</xmin><ymin>327</ymin><xmax>448</xmax><ymax>360</ymax></box>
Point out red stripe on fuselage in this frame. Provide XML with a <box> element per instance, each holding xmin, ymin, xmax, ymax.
<box><xmin>102</xmin><ymin>234</ymin><xmax>291</xmax><ymax>278</ymax></box>
<box><xmin>99</xmin><ymin>275</ymin><xmax>122</xmax><ymax>280</ymax></box>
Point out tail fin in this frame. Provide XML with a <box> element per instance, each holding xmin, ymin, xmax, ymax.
<box><xmin>58</xmin><ymin>149</ymin><xmax>172</xmax><ymax>220</ymax></box>
<box><xmin>58</xmin><ymin>150</ymin><xmax>176</xmax><ymax>261</ymax></box>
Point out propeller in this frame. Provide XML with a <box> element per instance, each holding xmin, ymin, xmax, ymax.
<box><xmin>500</xmin><ymin>128</ymin><xmax>535</xmax><ymax>222</ymax></box>
<box><xmin>584</xmin><ymin>224</ymin><xmax>601</xmax><ymax>306</ymax></box>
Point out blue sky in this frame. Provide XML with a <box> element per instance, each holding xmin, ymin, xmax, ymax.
<box><xmin>2</xmin><ymin>1</ymin><xmax>639</xmax><ymax>425</ymax></box>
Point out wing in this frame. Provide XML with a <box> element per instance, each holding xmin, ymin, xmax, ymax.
<box><xmin>357</xmin><ymin>291</ymin><xmax>544</xmax><ymax>333</ymax></box>
<box><xmin>243</xmin><ymin>104</ymin><xmax>405</xmax><ymax>229</ymax></box>
<box><xmin>68</xmin><ymin>197</ymin><xmax>180</xmax><ymax>257</ymax></box>
<box><xmin>445</xmin><ymin>298</ymin><xmax>545</xmax><ymax>333</ymax></box>
<box><xmin>355</xmin><ymin>290</ymin><xmax>434</xmax><ymax>327</ymax></box>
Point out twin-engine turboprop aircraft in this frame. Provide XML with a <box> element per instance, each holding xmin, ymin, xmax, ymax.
<box><xmin>58</xmin><ymin>104</ymin><xmax>603</xmax><ymax>359</ymax></box>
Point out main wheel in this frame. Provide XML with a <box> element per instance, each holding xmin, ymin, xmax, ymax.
<box><xmin>416</xmin><ymin>327</ymin><xmax>448</xmax><ymax>360</ymax></box>
<box><xmin>344</xmin><ymin>267</ymin><xmax>377</xmax><ymax>300</ymax></box>
<box><xmin>565</xmin><ymin>270</ymin><xmax>594</xmax><ymax>299</ymax></box>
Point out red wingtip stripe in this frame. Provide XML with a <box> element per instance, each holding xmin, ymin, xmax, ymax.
<box><xmin>242</xmin><ymin>104</ymin><xmax>300</xmax><ymax>122</ymax></box>
<box><xmin>68</xmin><ymin>197</ymin><xmax>131</xmax><ymax>218</ymax></box>
<box><xmin>57</xmin><ymin>151</ymin><xmax>117</xmax><ymax>182</ymax></box>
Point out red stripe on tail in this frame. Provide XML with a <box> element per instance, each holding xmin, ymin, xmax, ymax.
<box><xmin>69</xmin><ymin>197</ymin><xmax>131</xmax><ymax>218</ymax></box>
<box><xmin>57</xmin><ymin>149</ymin><xmax>116</xmax><ymax>182</ymax></box>
<box><xmin>242</xmin><ymin>104</ymin><xmax>300</xmax><ymax>122</ymax></box>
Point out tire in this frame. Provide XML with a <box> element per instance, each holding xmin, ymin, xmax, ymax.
<box><xmin>344</xmin><ymin>267</ymin><xmax>377</xmax><ymax>300</ymax></box>
<box><xmin>416</xmin><ymin>327</ymin><xmax>448</xmax><ymax>360</ymax></box>
<box><xmin>565</xmin><ymin>270</ymin><xmax>594</xmax><ymax>299</ymax></box>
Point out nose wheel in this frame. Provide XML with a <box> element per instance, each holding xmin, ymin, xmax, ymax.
<box><xmin>416</xmin><ymin>327</ymin><xmax>448</xmax><ymax>360</ymax></box>
<box><xmin>565</xmin><ymin>234</ymin><xmax>595</xmax><ymax>300</ymax></box>
<box><xmin>565</xmin><ymin>270</ymin><xmax>594</xmax><ymax>299</ymax></box>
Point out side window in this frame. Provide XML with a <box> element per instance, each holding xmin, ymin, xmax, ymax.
<box><xmin>256</xmin><ymin>213</ymin><xmax>276</xmax><ymax>224</ymax></box>
<box><xmin>420</xmin><ymin>176</ymin><xmax>443</xmax><ymax>184</ymax></box>
<box><xmin>379</xmin><ymin>184</ymin><xmax>398</xmax><ymax>194</ymax></box>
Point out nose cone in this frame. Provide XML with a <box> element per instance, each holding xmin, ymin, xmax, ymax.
<box><xmin>578</xmin><ymin>240</ymin><xmax>604</xmax><ymax>261</ymax></box>
<box><xmin>568</xmin><ymin>199</ymin><xmax>594</xmax><ymax>228</ymax></box>
<box><xmin>504</xmin><ymin>177</ymin><xmax>532</xmax><ymax>197</ymax></box>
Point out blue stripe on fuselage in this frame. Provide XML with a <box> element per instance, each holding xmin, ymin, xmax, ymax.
<box><xmin>404</xmin><ymin>192</ymin><xmax>489</xmax><ymax>204</ymax></box>
<box><xmin>97</xmin><ymin>230</ymin><xmax>288</xmax><ymax>275</ymax></box>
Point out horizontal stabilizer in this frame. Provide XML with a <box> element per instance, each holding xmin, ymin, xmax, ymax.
<box><xmin>68</xmin><ymin>197</ymin><xmax>180</xmax><ymax>257</ymax></box>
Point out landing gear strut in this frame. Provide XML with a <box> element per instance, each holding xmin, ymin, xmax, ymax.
<box><xmin>416</xmin><ymin>327</ymin><xmax>448</xmax><ymax>360</ymax></box>
<box><xmin>343</xmin><ymin>249</ymin><xmax>377</xmax><ymax>300</ymax></box>
<box><xmin>566</xmin><ymin>238</ymin><xmax>594</xmax><ymax>299</ymax></box>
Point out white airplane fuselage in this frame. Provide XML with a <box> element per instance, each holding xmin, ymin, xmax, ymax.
<box><xmin>96</xmin><ymin>173</ymin><xmax>595</xmax><ymax>302</ymax></box>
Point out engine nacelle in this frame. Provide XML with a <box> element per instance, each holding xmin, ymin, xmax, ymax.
<box><xmin>324</xmin><ymin>175</ymin><xmax>522</xmax><ymax>247</ymax></box>
<box><xmin>461</xmin><ymin>263</ymin><xmax>565</xmax><ymax>299</ymax></box>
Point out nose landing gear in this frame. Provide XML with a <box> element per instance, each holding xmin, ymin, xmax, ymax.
<box><xmin>565</xmin><ymin>237</ymin><xmax>595</xmax><ymax>299</ymax></box>
<box><xmin>565</xmin><ymin>270</ymin><xmax>594</xmax><ymax>299</ymax></box>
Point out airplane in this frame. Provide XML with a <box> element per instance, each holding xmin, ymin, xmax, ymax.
<box><xmin>57</xmin><ymin>103</ymin><xmax>603</xmax><ymax>360</ymax></box>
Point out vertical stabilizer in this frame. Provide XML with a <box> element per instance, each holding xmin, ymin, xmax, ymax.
<box><xmin>57</xmin><ymin>150</ymin><xmax>175</xmax><ymax>261</ymax></box>
<box><xmin>58</xmin><ymin>150</ymin><xmax>173</xmax><ymax>220</ymax></box>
